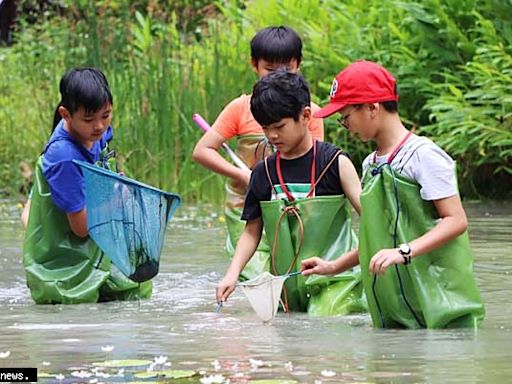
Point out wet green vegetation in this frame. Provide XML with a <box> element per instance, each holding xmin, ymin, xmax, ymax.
<box><xmin>1</xmin><ymin>0</ymin><xmax>511</xmax><ymax>201</ymax></box>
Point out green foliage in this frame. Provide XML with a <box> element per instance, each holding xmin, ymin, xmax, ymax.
<box><xmin>1</xmin><ymin>0</ymin><xmax>510</xmax><ymax>199</ymax></box>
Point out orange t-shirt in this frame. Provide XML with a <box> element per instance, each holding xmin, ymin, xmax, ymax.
<box><xmin>211</xmin><ymin>94</ymin><xmax>324</xmax><ymax>141</ymax></box>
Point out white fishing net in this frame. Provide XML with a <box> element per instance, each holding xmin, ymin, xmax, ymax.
<box><xmin>239</xmin><ymin>272</ymin><xmax>287</xmax><ymax>322</ymax></box>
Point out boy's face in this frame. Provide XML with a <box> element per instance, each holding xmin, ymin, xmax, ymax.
<box><xmin>60</xmin><ymin>103</ymin><xmax>113</xmax><ymax>149</ymax></box>
<box><xmin>338</xmin><ymin>104</ymin><xmax>377</xmax><ymax>142</ymax></box>
<box><xmin>261</xmin><ymin>107</ymin><xmax>311</xmax><ymax>158</ymax></box>
<box><xmin>252</xmin><ymin>58</ymin><xmax>299</xmax><ymax>78</ymax></box>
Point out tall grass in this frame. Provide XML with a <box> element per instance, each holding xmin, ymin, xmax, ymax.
<box><xmin>0</xmin><ymin>0</ymin><xmax>511</xmax><ymax>200</ymax></box>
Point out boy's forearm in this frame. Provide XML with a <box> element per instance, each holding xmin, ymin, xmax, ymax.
<box><xmin>193</xmin><ymin>146</ymin><xmax>243</xmax><ymax>178</ymax></box>
<box><xmin>332</xmin><ymin>249</ymin><xmax>359</xmax><ymax>274</ymax></box>
<box><xmin>225</xmin><ymin>218</ymin><xmax>263</xmax><ymax>277</ymax></box>
<box><xmin>193</xmin><ymin>130</ymin><xmax>249</xmax><ymax>181</ymax></box>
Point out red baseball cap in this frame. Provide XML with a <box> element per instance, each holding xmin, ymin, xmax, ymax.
<box><xmin>314</xmin><ymin>60</ymin><xmax>398</xmax><ymax>118</ymax></box>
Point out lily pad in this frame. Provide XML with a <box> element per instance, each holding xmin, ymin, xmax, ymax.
<box><xmin>92</xmin><ymin>359</ymin><xmax>153</xmax><ymax>367</ymax></box>
<box><xmin>133</xmin><ymin>371</ymin><xmax>156</xmax><ymax>379</ymax></box>
<box><xmin>124</xmin><ymin>382</ymin><xmax>158</xmax><ymax>384</ymax></box>
<box><xmin>37</xmin><ymin>372</ymin><xmax>57</xmax><ymax>378</ymax></box>
<box><xmin>249</xmin><ymin>380</ymin><xmax>298</xmax><ymax>384</ymax></box>
<box><xmin>134</xmin><ymin>369</ymin><xmax>197</xmax><ymax>379</ymax></box>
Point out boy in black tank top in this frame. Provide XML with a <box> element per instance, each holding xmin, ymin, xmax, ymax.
<box><xmin>216</xmin><ymin>70</ymin><xmax>362</xmax><ymax>311</ymax></box>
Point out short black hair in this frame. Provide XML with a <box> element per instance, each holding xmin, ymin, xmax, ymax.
<box><xmin>250</xmin><ymin>69</ymin><xmax>311</xmax><ymax>127</ymax></box>
<box><xmin>53</xmin><ymin>67</ymin><xmax>113</xmax><ymax>129</ymax></box>
<box><xmin>382</xmin><ymin>84</ymin><xmax>399</xmax><ymax>112</ymax></box>
<box><xmin>250</xmin><ymin>26</ymin><xmax>302</xmax><ymax>65</ymax></box>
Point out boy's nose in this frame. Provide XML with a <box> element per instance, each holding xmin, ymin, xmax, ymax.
<box><xmin>94</xmin><ymin>120</ymin><xmax>105</xmax><ymax>131</ymax></box>
<box><xmin>267</xmin><ymin>130</ymin><xmax>279</xmax><ymax>139</ymax></box>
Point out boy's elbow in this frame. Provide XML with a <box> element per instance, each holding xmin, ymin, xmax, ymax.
<box><xmin>192</xmin><ymin>145</ymin><xmax>201</xmax><ymax>163</ymax></box>
<box><xmin>451</xmin><ymin>213</ymin><xmax>468</xmax><ymax>236</ymax></box>
<box><xmin>458</xmin><ymin>215</ymin><xmax>468</xmax><ymax>235</ymax></box>
<box><xmin>192</xmin><ymin>144</ymin><xmax>209</xmax><ymax>164</ymax></box>
<box><xmin>67</xmin><ymin>210</ymin><xmax>88</xmax><ymax>238</ymax></box>
<box><xmin>72</xmin><ymin>228</ymin><xmax>89</xmax><ymax>238</ymax></box>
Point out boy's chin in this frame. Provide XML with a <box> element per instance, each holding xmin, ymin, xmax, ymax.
<box><xmin>351</xmin><ymin>132</ymin><xmax>370</xmax><ymax>142</ymax></box>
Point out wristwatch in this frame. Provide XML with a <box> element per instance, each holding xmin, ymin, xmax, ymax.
<box><xmin>398</xmin><ymin>243</ymin><xmax>412</xmax><ymax>265</ymax></box>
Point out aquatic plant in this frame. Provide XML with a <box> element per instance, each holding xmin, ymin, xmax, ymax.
<box><xmin>1</xmin><ymin>0</ymin><xmax>510</xmax><ymax>199</ymax></box>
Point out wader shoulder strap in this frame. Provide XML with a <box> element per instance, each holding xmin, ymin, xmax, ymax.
<box><xmin>310</xmin><ymin>149</ymin><xmax>343</xmax><ymax>193</ymax></box>
<box><xmin>264</xmin><ymin>157</ymin><xmax>279</xmax><ymax>200</ymax></box>
<box><xmin>373</xmin><ymin>131</ymin><xmax>413</xmax><ymax>165</ymax></box>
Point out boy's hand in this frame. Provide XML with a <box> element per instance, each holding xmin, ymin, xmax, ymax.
<box><xmin>369</xmin><ymin>248</ymin><xmax>403</xmax><ymax>275</ymax></box>
<box><xmin>301</xmin><ymin>257</ymin><xmax>335</xmax><ymax>276</ymax></box>
<box><xmin>216</xmin><ymin>273</ymin><xmax>239</xmax><ymax>304</ymax></box>
<box><xmin>236</xmin><ymin>168</ymin><xmax>252</xmax><ymax>189</ymax></box>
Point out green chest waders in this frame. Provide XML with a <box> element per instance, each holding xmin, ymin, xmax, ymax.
<box><xmin>23</xmin><ymin>156</ymin><xmax>151</xmax><ymax>304</ymax></box>
<box><xmin>260</xmin><ymin>146</ymin><xmax>366</xmax><ymax>315</ymax></box>
<box><xmin>359</xmin><ymin>164</ymin><xmax>485</xmax><ymax>328</ymax></box>
<box><xmin>225</xmin><ymin>135</ymin><xmax>273</xmax><ymax>280</ymax></box>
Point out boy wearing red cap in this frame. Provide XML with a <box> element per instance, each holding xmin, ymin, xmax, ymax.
<box><xmin>301</xmin><ymin>60</ymin><xmax>484</xmax><ymax>328</ymax></box>
<box><xmin>193</xmin><ymin>26</ymin><xmax>324</xmax><ymax>281</ymax></box>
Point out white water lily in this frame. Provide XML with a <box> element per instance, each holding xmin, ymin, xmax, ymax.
<box><xmin>153</xmin><ymin>355</ymin><xmax>168</xmax><ymax>365</ymax></box>
<box><xmin>285</xmin><ymin>361</ymin><xmax>293</xmax><ymax>371</ymax></box>
<box><xmin>0</xmin><ymin>351</ymin><xmax>10</xmax><ymax>358</ymax></box>
<box><xmin>42</xmin><ymin>361</ymin><xmax>51</xmax><ymax>366</ymax></box>
<box><xmin>55</xmin><ymin>373</ymin><xmax>65</xmax><ymax>381</ymax></box>
<box><xmin>249</xmin><ymin>358</ymin><xmax>263</xmax><ymax>367</ymax></box>
<box><xmin>115</xmin><ymin>368</ymin><xmax>125</xmax><ymax>376</ymax></box>
<box><xmin>249</xmin><ymin>358</ymin><xmax>264</xmax><ymax>371</ymax></box>
<box><xmin>95</xmin><ymin>371</ymin><xmax>111</xmax><ymax>378</ymax></box>
<box><xmin>200</xmin><ymin>374</ymin><xmax>225</xmax><ymax>384</ymax></box>
<box><xmin>101</xmin><ymin>345</ymin><xmax>114</xmax><ymax>352</ymax></box>
<box><xmin>211</xmin><ymin>359</ymin><xmax>221</xmax><ymax>371</ymax></box>
<box><xmin>71</xmin><ymin>370</ymin><xmax>92</xmax><ymax>378</ymax></box>
<box><xmin>320</xmin><ymin>369</ymin><xmax>336</xmax><ymax>377</ymax></box>
<box><xmin>89</xmin><ymin>379</ymin><xmax>98</xmax><ymax>383</ymax></box>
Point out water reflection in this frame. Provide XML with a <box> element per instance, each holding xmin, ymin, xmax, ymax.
<box><xmin>0</xmin><ymin>200</ymin><xmax>511</xmax><ymax>383</ymax></box>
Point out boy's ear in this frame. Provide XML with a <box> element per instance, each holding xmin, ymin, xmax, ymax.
<box><xmin>251</xmin><ymin>58</ymin><xmax>259</xmax><ymax>73</ymax></box>
<box><xmin>301</xmin><ymin>106</ymin><xmax>312</xmax><ymax>121</ymax></box>
<box><xmin>368</xmin><ymin>103</ymin><xmax>380</xmax><ymax>117</ymax></box>
<box><xmin>58</xmin><ymin>106</ymin><xmax>72</xmax><ymax>122</ymax></box>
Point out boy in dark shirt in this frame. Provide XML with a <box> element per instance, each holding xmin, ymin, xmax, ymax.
<box><xmin>216</xmin><ymin>70</ymin><xmax>365</xmax><ymax>315</ymax></box>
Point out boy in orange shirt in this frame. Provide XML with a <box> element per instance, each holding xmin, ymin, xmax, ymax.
<box><xmin>193</xmin><ymin>26</ymin><xmax>324</xmax><ymax>280</ymax></box>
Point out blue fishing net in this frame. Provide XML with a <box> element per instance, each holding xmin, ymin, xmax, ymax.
<box><xmin>74</xmin><ymin>160</ymin><xmax>181</xmax><ymax>282</ymax></box>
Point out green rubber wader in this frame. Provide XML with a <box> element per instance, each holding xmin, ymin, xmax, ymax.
<box><xmin>23</xmin><ymin>157</ymin><xmax>151</xmax><ymax>304</ymax></box>
<box><xmin>359</xmin><ymin>164</ymin><xmax>485</xmax><ymax>328</ymax></box>
<box><xmin>225</xmin><ymin>135</ymin><xmax>272</xmax><ymax>280</ymax></box>
<box><xmin>260</xmin><ymin>195</ymin><xmax>366</xmax><ymax>316</ymax></box>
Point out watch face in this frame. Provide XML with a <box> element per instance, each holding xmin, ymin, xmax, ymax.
<box><xmin>399</xmin><ymin>244</ymin><xmax>411</xmax><ymax>255</ymax></box>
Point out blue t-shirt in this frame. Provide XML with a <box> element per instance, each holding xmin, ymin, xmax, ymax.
<box><xmin>42</xmin><ymin>120</ymin><xmax>113</xmax><ymax>213</ymax></box>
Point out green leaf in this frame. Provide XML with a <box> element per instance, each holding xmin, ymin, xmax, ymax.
<box><xmin>92</xmin><ymin>359</ymin><xmax>153</xmax><ymax>367</ymax></box>
<box><xmin>37</xmin><ymin>372</ymin><xmax>57</xmax><ymax>378</ymax></box>
<box><xmin>134</xmin><ymin>370</ymin><xmax>197</xmax><ymax>379</ymax></box>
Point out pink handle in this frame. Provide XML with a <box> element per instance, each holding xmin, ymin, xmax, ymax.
<box><xmin>192</xmin><ymin>113</ymin><xmax>211</xmax><ymax>133</ymax></box>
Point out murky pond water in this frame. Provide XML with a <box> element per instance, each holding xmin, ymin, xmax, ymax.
<box><xmin>0</xmin><ymin>201</ymin><xmax>511</xmax><ymax>383</ymax></box>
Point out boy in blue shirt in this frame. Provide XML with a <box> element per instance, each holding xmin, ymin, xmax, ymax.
<box><xmin>23</xmin><ymin>68</ymin><xmax>151</xmax><ymax>304</ymax></box>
